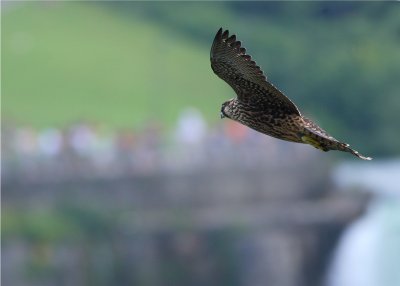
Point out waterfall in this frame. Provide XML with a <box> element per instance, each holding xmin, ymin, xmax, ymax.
<box><xmin>326</xmin><ymin>159</ymin><xmax>400</xmax><ymax>286</ymax></box>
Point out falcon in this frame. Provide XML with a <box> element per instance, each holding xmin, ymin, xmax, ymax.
<box><xmin>211</xmin><ymin>28</ymin><xmax>371</xmax><ymax>160</ymax></box>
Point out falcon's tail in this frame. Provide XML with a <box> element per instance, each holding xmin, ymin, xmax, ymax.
<box><xmin>301</xmin><ymin>135</ymin><xmax>372</xmax><ymax>160</ymax></box>
<box><xmin>339</xmin><ymin>143</ymin><xmax>372</xmax><ymax>160</ymax></box>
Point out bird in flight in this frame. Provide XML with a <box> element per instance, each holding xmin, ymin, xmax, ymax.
<box><xmin>210</xmin><ymin>28</ymin><xmax>371</xmax><ymax>160</ymax></box>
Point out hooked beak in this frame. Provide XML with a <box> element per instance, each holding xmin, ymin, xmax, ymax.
<box><xmin>220</xmin><ymin>112</ymin><xmax>225</xmax><ymax>119</ymax></box>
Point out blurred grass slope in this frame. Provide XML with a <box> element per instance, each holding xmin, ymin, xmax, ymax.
<box><xmin>2</xmin><ymin>2</ymin><xmax>228</xmax><ymax>128</ymax></box>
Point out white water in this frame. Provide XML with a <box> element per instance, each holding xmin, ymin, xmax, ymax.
<box><xmin>327</xmin><ymin>159</ymin><xmax>400</xmax><ymax>286</ymax></box>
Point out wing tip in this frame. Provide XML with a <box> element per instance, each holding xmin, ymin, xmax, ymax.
<box><xmin>210</xmin><ymin>27</ymin><xmax>267</xmax><ymax>80</ymax></box>
<box><xmin>215</xmin><ymin>28</ymin><xmax>237</xmax><ymax>45</ymax></box>
<box><xmin>215</xmin><ymin>27</ymin><xmax>229</xmax><ymax>40</ymax></box>
<box><xmin>217</xmin><ymin>27</ymin><xmax>223</xmax><ymax>37</ymax></box>
<box><xmin>214</xmin><ymin>27</ymin><xmax>224</xmax><ymax>42</ymax></box>
<box><xmin>211</xmin><ymin>28</ymin><xmax>224</xmax><ymax>60</ymax></box>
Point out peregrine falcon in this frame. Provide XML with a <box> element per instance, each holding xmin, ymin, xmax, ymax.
<box><xmin>211</xmin><ymin>28</ymin><xmax>371</xmax><ymax>160</ymax></box>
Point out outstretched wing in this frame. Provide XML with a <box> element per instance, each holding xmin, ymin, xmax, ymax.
<box><xmin>210</xmin><ymin>28</ymin><xmax>300</xmax><ymax>115</ymax></box>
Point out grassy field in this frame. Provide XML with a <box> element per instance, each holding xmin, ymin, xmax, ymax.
<box><xmin>2</xmin><ymin>2</ymin><xmax>230</xmax><ymax>129</ymax></box>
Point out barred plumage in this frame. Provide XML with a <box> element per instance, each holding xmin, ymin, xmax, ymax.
<box><xmin>211</xmin><ymin>28</ymin><xmax>371</xmax><ymax>160</ymax></box>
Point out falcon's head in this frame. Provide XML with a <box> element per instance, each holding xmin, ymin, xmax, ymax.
<box><xmin>220</xmin><ymin>99</ymin><xmax>235</xmax><ymax>119</ymax></box>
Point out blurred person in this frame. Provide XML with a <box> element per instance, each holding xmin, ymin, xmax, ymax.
<box><xmin>175</xmin><ymin>107</ymin><xmax>207</xmax><ymax>146</ymax></box>
<box><xmin>173</xmin><ymin>107</ymin><xmax>207</xmax><ymax>169</ymax></box>
<box><xmin>59</xmin><ymin>121</ymin><xmax>101</xmax><ymax>178</ymax></box>
<box><xmin>132</xmin><ymin>121</ymin><xmax>165</xmax><ymax>173</ymax></box>
<box><xmin>224</xmin><ymin>120</ymin><xmax>248</xmax><ymax>144</ymax></box>
<box><xmin>68</xmin><ymin>121</ymin><xmax>97</xmax><ymax>158</ymax></box>
<box><xmin>37</xmin><ymin>128</ymin><xmax>63</xmax><ymax>158</ymax></box>
<box><xmin>86</xmin><ymin>124</ymin><xmax>117</xmax><ymax>174</ymax></box>
<box><xmin>11</xmin><ymin>127</ymin><xmax>41</xmax><ymax>180</ymax></box>
<box><xmin>115</xmin><ymin>128</ymin><xmax>137</xmax><ymax>173</ymax></box>
<box><xmin>203</xmin><ymin>123</ymin><xmax>231</xmax><ymax>168</ymax></box>
<box><xmin>14</xmin><ymin>127</ymin><xmax>38</xmax><ymax>157</ymax></box>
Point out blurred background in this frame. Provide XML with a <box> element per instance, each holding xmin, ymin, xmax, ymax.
<box><xmin>2</xmin><ymin>2</ymin><xmax>400</xmax><ymax>286</ymax></box>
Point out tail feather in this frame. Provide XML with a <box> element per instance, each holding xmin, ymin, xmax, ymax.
<box><xmin>342</xmin><ymin>145</ymin><xmax>372</xmax><ymax>160</ymax></box>
<box><xmin>300</xmin><ymin>134</ymin><xmax>372</xmax><ymax>160</ymax></box>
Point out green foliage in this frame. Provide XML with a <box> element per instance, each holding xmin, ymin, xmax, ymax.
<box><xmin>2</xmin><ymin>205</ymin><xmax>112</xmax><ymax>243</ymax></box>
<box><xmin>3</xmin><ymin>208</ymin><xmax>76</xmax><ymax>243</ymax></box>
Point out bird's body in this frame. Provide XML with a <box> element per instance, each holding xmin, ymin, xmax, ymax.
<box><xmin>211</xmin><ymin>28</ymin><xmax>371</xmax><ymax>160</ymax></box>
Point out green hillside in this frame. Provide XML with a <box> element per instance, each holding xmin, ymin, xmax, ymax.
<box><xmin>2</xmin><ymin>2</ymin><xmax>229</xmax><ymax>129</ymax></box>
